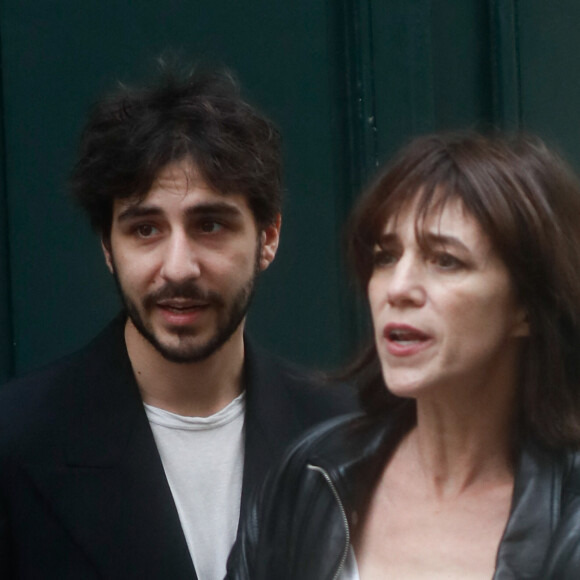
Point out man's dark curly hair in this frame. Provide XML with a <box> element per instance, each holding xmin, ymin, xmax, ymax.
<box><xmin>70</xmin><ymin>64</ymin><xmax>282</xmax><ymax>240</ymax></box>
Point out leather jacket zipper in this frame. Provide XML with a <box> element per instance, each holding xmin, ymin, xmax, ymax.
<box><xmin>307</xmin><ymin>464</ymin><xmax>350</xmax><ymax>580</ymax></box>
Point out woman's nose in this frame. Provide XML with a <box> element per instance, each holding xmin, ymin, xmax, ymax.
<box><xmin>386</xmin><ymin>257</ymin><xmax>427</xmax><ymax>307</ymax></box>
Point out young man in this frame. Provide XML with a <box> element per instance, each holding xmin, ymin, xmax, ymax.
<box><xmin>0</xmin><ymin>68</ymin><xmax>354</xmax><ymax>579</ymax></box>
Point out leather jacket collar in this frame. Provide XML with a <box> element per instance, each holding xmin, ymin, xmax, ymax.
<box><xmin>307</xmin><ymin>403</ymin><xmax>571</xmax><ymax>579</ymax></box>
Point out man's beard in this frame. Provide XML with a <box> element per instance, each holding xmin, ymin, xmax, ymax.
<box><xmin>111</xmin><ymin>251</ymin><xmax>260</xmax><ymax>364</ymax></box>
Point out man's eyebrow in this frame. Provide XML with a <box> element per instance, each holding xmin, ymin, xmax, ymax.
<box><xmin>184</xmin><ymin>202</ymin><xmax>244</xmax><ymax>219</ymax></box>
<box><xmin>115</xmin><ymin>201</ymin><xmax>245</xmax><ymax>223</ymax></box>
<box><xmin>116</xmin><ymin>205</ymin><xmax>161</xmax><ymax>223</ymax></box>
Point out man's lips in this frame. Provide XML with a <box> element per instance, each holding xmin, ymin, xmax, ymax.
<box><xmin>143</xmin><ymin>280</ymin><xmax>224</xmax><ymax>311</ymax></box>
<box><xmin>383</xmin><ymin>323</ymin><xmax>432</xmax><ymax>356</ymax></box>
<box><xmin>155</xmin><ymin>299</ymin><xmax>211</xmax><ymax>325</ymax></box>
<box><xmin>156</xmin><ymin>298</ymin><xmax>210</xmax><ymax>311</ymax></box>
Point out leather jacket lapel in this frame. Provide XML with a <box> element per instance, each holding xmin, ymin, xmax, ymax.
<box><xmin>494</xmin><ymin>440</ymin><xmax>566</xmax><ymax>579</ymax></box>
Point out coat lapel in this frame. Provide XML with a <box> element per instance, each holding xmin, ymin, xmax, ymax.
<box><xmin>239</xmin><ymin>338</ymin><xmax>356</xmax><ymax>523</ymax></box>
<box><xmin>23</xmin><ymin>316</ymin><xmax>196</xmax><ymax>579</ymax></box>
<box><xmin>239</xmin><ymin>340</ymin><xmax>306</xmax><ymax>518</ymax></box>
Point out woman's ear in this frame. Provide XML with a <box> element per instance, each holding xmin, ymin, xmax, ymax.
<box><xmin>512</xmin><ymin>306</ymin><xmax>530</xmax><ymax>338</ymax></box>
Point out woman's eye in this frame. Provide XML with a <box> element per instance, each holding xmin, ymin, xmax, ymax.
<box><xmin>372</xmin><ymin>248</ymin><xmax>397</xmax><ymax>268</ymax></box>
<box><xmin>432</xmin><ymin>252</ymin><xmax>463</xmax><ymax>270</ymax></box>
<box><xmin>135</xmin><ymin>224</ymin><xmax>158</xmax><ymax>238</ymax></box>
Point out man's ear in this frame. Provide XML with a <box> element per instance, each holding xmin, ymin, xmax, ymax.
<box><xmin>101</xmin><ymin>236</ymin><xmax>114</xmax><ymax>274</ymax></box>
<box><xmin>259</xmin><ymin>214</ymin><xmax>281</xmax><ymax>271</ymax></box>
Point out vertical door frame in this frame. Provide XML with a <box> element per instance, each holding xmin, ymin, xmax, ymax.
<box><xmin>328</xmin><ymin>0</ymin><xmax>378</xmax><ymax>355</ymax></box>
<box><xmin>0</xmin><ymin>12</ymin><xmax>15</xmax><ymax>383</ymax></box>
<box><xmin>489</xmin><ymin>0</ymin><xmax>522</xmax><ymax>128</ymax></box>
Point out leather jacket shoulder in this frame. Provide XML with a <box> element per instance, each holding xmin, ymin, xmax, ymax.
<box><xmin>538</xmin><ymin>450</ymin><xmax>580</xmax><ymax>578</ymax></box>
<box><xmin>227</xmin><ymin>402</ymin><xmax>580</xmax><ymax>580</ymax></box>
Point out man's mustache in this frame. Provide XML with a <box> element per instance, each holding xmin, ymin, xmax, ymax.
<box><xmin>143</xmin><ymin>281</ymin><xmax>225</xmax><ymax>309</ymax></box>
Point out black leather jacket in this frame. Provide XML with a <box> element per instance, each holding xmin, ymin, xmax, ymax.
<box><xmin>226</xmin><ymin>403</ymin><xmax>580</xmax><ymax>580</ymax></box>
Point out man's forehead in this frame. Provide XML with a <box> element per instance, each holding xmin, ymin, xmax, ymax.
<box><xmin>154</xmin><ymin>159</ymin><xmax>205</xmax><ymax>191</ymax></box>
<box><xmin>112</xmin><ymin>159</ymin><xmax>251</xmax><ymax>215</ymax></box>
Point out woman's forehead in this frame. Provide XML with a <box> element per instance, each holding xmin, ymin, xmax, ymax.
<box><xmin>379</xmin><ymin>187</ymin><xmax>465</xmax><ymax>230</ymax></box>
<box><xmin>379</xmin><ymin>195</ymin><xmax>491</xmax><ymax>250</ymax></box>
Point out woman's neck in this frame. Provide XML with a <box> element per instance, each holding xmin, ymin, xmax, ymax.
<box><xmin>408</xmin><ymin>383</ymin><xmax>517</xmax><ymax>499</ymax></box>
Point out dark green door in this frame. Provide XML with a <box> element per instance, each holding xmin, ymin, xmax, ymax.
<box><xmin>2</xmin><ymin>0</ymin><xmax>580</xmax><ymax>381</ymax></box>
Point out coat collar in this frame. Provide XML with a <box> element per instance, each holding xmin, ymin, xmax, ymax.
<box><xmin>62</xmin><ymin>317</ymin><xmax>305</xmax><ymax>471</ymax></box>
<box><xmin>23</xmin><ymin>315</ymin><xmax>312</xmax><ymax>578</ymax></box>
<box><xmin>240</xmin><ymin>339</ymin><xmax>309</xmax><ymax>515</ymax></box>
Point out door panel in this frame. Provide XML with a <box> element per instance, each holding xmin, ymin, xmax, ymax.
<box><xmin>1</xmin><ymin>0</ymin><xmax>346</xmax><ymax>374</ymax></box>
<box><xmin>2</xmin><ymin>0</ymin><xmax>580</xmax><ymax>380</ymax></box>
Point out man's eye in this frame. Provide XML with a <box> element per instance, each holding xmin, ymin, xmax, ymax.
<box><xmin>200</xmin><ymin>221</ymin><xmax>223</xmax><ymax>234</ymax></box>
<box><xmin>135</xmin><ymin>224</ymin><xmax>158</xmax><ymax>238</ymax></box>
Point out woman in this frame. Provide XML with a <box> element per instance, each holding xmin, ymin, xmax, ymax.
<box><xmin>226</xmin><ymin>132</ymin><xmax>580</xmax><ymax>579</ymax></box>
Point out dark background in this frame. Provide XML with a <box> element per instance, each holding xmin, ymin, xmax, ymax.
<box><xmin>1</xmin><ymin>0</ymin><xmax>580</xmax><ymax>381</ymax></box>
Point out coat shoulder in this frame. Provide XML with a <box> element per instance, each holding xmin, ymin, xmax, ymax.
<box><xmin>0</xmin><ymin>316</ymin><xmax>128</xmax><ymax>455</ymax></box>
<box><xmin>244</xmin><ymin>339</ymin><xmax>358</xmax><ymax>424</ymax></box>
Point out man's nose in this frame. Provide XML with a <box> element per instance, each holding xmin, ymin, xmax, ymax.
<box><xmin>386</xmin><ymin>256</ymin><xmax>427</xmax><ymax>308</ymax></box>
<box><xmin>159</xmin><ymin>231</ymin><xmax>201</xmax><ymax>281</ymax></box>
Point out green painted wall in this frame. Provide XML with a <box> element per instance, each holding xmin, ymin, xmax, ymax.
<box><xmin>1</xmin><ymin>0</ymin><xmax>349</xmax><ymax>375</ymax></box>
<box><xmin>2</xmin><ymin>0</ymin><xmax>580</xmax><ymax>380</ymax></box>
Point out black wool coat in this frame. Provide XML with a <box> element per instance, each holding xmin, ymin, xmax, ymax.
<box><xmin>0</xmin><ymin>314</ymin><xmax>355</xmax><ymax>579</ymax></box>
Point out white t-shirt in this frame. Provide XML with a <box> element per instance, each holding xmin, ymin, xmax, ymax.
<box><xmin>144</xmin><ymin>392</ymin><xmax>245</xmax><ymax>580</ymax></box>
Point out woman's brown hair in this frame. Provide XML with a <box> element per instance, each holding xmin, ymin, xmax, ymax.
<box><xmin>348</xmin><ymin>132</ymin><xmax>580</xmax><ymax>448</ymax></box>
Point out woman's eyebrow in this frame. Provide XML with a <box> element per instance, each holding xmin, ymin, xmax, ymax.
<box><xmin>423</xmin><ymin>232</ymin><xmax>470</xmax><ymax>252</ymax></box>
<box><xmin>376</xmin><ymin>232</ymin><xmax>398</xmax><ymax>246</ymax></box>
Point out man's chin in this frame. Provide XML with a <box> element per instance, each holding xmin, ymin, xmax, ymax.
<box><xmin>149</xmin><ymin>334</ymin><xmax>222</xmax><ymax>364</ymax></box>
<box><xmin>157</xmin><ymin>348</ymin><xmax>212</xmax><ymax>364</ymax></box>
<box><xmin>126</xmin><ymin>295</ymin><xmax>248</xmax><ymax>364</ymax></box>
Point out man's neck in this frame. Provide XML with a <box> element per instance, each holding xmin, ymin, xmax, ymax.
<box><xmin>124</xmin><ymin>320</ymin><xmax>245</xmax><ymax>417</ymax></box>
